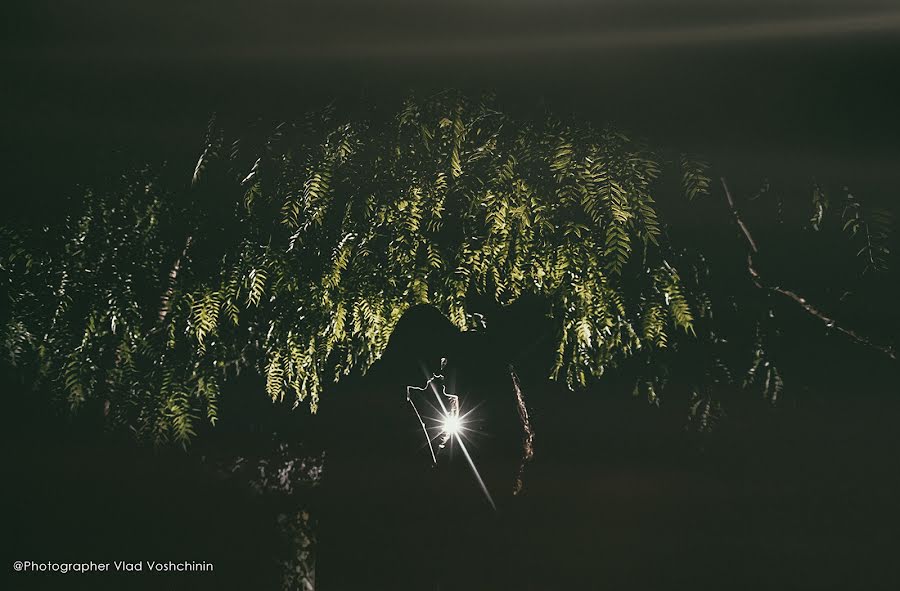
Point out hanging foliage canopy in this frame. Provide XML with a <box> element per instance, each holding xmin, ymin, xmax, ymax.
<box><xmin>1</xmin><ymin>94</ymin><xmax>892</xmax><ymax>444</ymax></box>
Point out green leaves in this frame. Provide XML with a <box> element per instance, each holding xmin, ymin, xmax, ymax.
<box><xmin>745</xmin><ymin>324</ymin><xmax>783</xmax><ymax>403</ymax></box>
<box><xmin>603</xmin><ymin>222</ymin><xmax>631</xmax><ymax>275</ymax></box>
<box><xmin>841</xmin><ymin>190</ymin><xmax>892</xmax><ymax>274</ymax></box>
<box><xmin>658</xmin><ymin>264</ymin><xmax>695</xmax><ymax>334</ymax></box>
<box><xmin>810</xmin><ymin>183</ymin><xmax>828</xmax><ymax>231</ymax></box>
<box><xmin>189</xmin><ymin>289</ymin><xmax>221</xmax><ymax>349</ymax></box>
<box><xmin>247</xmin><ymin>268</ymin><xmax>268</xmax><ymax>307</ymax></box>
<box><xmin>2</xmin><ymin>93</ymin><xmax>714</xmax><ymax>443</ymax></box>
<box><xmin>680</xmin><ymin>154</ymin><xmax>711</xmax><ymax>201</ymax></box>
<box><xmin>266</xmin><ymin>350</ymin><xmax>285</xmax><ymax>402</ymax></box>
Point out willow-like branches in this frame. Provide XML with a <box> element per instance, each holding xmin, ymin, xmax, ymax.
<box><xmin>1</xmin><ymin>94</ymin><xmax>892</xmax><ymax>443</ymax></box>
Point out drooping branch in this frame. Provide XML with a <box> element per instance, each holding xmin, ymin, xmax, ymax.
<box><xmin>510</xmin><ymin>365</ymin><xmax>535</xmax><ymax>496</ymax></box>
<box><xmin>766</xmin><ymin>285</ymin><xmax>896</xmax><ymax>359</ymax></box>
<box><xmin>720</xmin><ymin>177</ymin><xmax>895</xmax><ymax>360</ymax></box>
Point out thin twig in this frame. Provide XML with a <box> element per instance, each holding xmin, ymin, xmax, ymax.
<box><xmin>720</xmin><ymin>177</ymin><xmax>895</xmax><ymax>360</ymax></box>
<box><xmin>721</xmin><ymin>178</ymin><xmax>759</xmax><ymax>254</ymax></box>
<box><xmin>406</xmin><ymin>374</ymin><xmax>443</xmax><ymax>465</ymax></box>
<box><xmin>768</xmin><ymin>285</ymin><xmax>895</xmax><ymax>359</ymax></box>
<box><xmin>510</xmin><ymin>365</ymin><xmax>535</xmax><ymax>496</ymax></box>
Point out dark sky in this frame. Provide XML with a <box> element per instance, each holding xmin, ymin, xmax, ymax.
<box><xmin>3</xmin><ymin>1</ymin><xmax>900</xmax><ymax>213</ymax></box>
<box><xmin>7</xmin><ymin>1</ymin><xmax>900</xmax><ymax>61</ymax></box>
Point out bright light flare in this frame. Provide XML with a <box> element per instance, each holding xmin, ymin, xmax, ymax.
<box><xmin>407</xmin><ymin>368</ymin><xmax>496</xmax><ymax>510</ymax></box>
<box><xmin>441</xmin><ymin>413</ymin><xmax>463</xmax><ymax>437</ymax></box>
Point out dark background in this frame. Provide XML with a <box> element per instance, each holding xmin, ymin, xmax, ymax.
<box><xmin>4</xmin><ymin>1</ymin><xmax>900</xmax><ymax>215</ymax></box>
<box><xmin>4</xmin><ymin>1</ymin><xmax>900</xmax><ymax>589</ymax></box>
<box><xmin>6</xmin><ymin>304</ymin><xmax>900</xmax><ymax>590</ymax></box>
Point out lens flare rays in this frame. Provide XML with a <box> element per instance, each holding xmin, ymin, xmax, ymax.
<box><xmin>406</xmin><ymin>368</ymin><xmax>496</xmax><ymax>510</ymax></box>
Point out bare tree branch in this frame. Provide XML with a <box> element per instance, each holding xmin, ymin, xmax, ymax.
<box><xmin>157</xmin><ymin>235</ymin><xmax>193</xmax><ymax>324</ymax></box>
<box><xmin>721</xmin><ymin>179</ymin><xmax>759</xmax><ymax>254</ymax></box>
<box><xmin>719</xmin><ymin>177</ymin><xmax>895</xmax><ymax>360</ymax></box>
<box><xmin>510</xmin><ymin>365</ymin><xmax>535</xmax><ymax>496</ymax></box>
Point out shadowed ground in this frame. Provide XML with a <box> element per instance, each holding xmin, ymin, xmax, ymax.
<box><xmin>6</xmin><ymin>307</ymin><xmax>899</xmax><ymax>590</ymax></box>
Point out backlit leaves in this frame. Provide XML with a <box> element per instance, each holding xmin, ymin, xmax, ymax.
<box><xmin>841</xmin><ymin>190</ymin><xmax>892</xmax><ymax>274</ymax></box>
<box><xmin>680</xmin><ymin>154</ymin><xmax>711</xmax><ymax>201</ymax></box>
<box><xmin>1</xmin><ymin>94</ymin><xmax>714</xmax><ymax>443</ymax></box>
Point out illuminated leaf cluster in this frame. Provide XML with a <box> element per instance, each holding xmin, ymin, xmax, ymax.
<box><xmin>4</xmin><ymin>93</ymin><xmax>888</xmax><ymax>442</ymax></box>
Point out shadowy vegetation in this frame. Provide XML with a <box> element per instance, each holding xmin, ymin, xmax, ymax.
<box><xmin>1</xmin><ymin>93</ymin><xmax>894</xmax><ymax>445</ymax></box>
